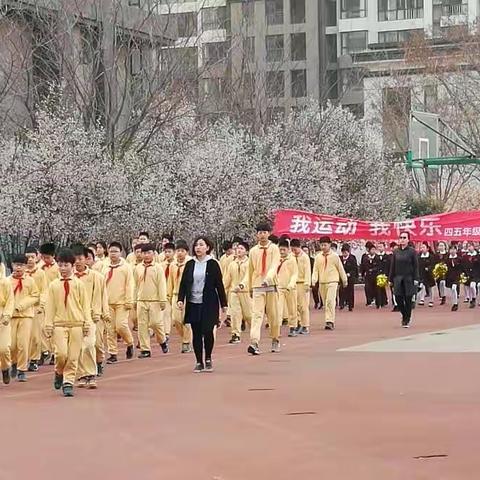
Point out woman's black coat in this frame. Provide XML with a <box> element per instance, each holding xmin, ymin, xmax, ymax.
<box><xmin>178</xmin><ymin>258</ymin><xmax>228</xmax><ymax>328</ymax></box>
<box><xmin>389</xmin><ymin>246</ymin><xmax>419</xmax><ymax>297</ymax></box>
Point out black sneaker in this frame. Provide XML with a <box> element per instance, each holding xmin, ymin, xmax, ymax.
<box><xmin>2</xmin><ymin>369</ymin><xmax>10</xmax><ymax>385</ymax></box>
<box><xmin>440</xmin><ymin>296</ymin><xmax>446</xmax><ymax>305</ymax></box>
<box><xmin>324</xmin><ymin>322</ymin><xmax>335</xmax><ymax>331</ymax></box>
<box><xmin>452</xmin><ymin>304</ymin><xmax>458</xmax><ymax>312</ymax></box>
<box><xmin>138</xmin><ymin>350</ymin><xmax>151</xmax><ymax>358</ymax></box>
<box><xmin>204</xmin><ymin>359</ymin><xmax>213</xmax><ymax>372</ymax></box>
<box><xmin>288</xmin><ymin>327</ymin><xmax>298</xmax><ymax>337</ymax></box>
<box><xmin>392</xmin><ymin>306</ymin><xmax>400</xmax><ymax>312</ymax></box>
<box><xmin>17</xmin><ymin>371</ymin><xmax>27</xmax><ymax>382</ymax></box>
<box><xmin>28</xmin><ymin>361</ymin><xmax>39</xmax><ymax>372</ymax></box>
<box><xmin>241</xmin><ymin>321</ymin><xmax>246</xmax><ymax>332</ymax></box>
<box><xmin>348</xmin><ymin>307</ymin><xmax>353</xmax><ymax>312</ymax></box>
<box><xmin>470</xmin><ymin>300</ymin><xmax>476</xmax><ymax>309</ymax></box>
<box><xmin>54</xmin><ymin>373</ymin><xmax>63</xmax><ymax>390</ymax></box>
<box><xmin>271</xmin><ymin>339</ymin><xmax>281</xmax><ymax>353</ymax></box>
<box><xmin>247</xmin><ymin>344</ymin><xmax>261</xmax><ymax>355</ymax></box>
<box><xmin>160</xmin><ymin>342</ymin><xmax>169</xmax><ymax>354</ymax></box>
<box><xmin>10</xmin><ymin>364</ymin><xmax>17</xmax><ymax>379</ymax></box>
<box><xmin>97</xmin><ymin>363</ymin><xmax>104</xmax><ymax>377</ymax></box>
<box><xmin>282</xmin><ymin>319</ymin><xmax>288</xmax><ymax>326</ymax></box>
<box><xmin>298</xmin><ymin>327</ymin><xmax>310</xmax><ymax>335</ymax></box>
<box><xmin>224</xmin><ymin>317</ymin><xmax>231</xmax><ymax>327</ymax></box>
<box><xmin>106</xmin><ymin>355</ymin><xmax>118</xmax><ymax>364</ymax></box>
<box><xmin>49</xmin><ymin>355</ymin><xmax>55</xmax><ymax>366</ymax></box>
<box><xmin>126</xmin><ymin>345</ymin><xmax>134</xmax><ymax>359</ymax></box>
<box><xmin>62</xmin><ymin>384</ymin><xmax>74</xmax><ymax>397</ymax></box>
<box><xmin>229</xmin><ymin>335</ymin><xmax>241</xmax><ymax>344</ymax></box>
<box><xmin>193</xmin><ymin>363</ymin><xmax>204</xmax><ymax>373</ymax></box>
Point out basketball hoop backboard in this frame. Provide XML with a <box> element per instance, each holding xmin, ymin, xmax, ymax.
<box><xmin>409</xmin><ymin>111</ymin><xmax>440</xmax><ymax>163</ymax></box>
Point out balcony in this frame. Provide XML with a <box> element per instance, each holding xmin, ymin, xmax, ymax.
<box><xmin>440</xmin><ymin>3</ymin><xmax>468</xmax><ymax>27</ymax></box>
<box><xmin>378</xmin><ymin>7</ymin><xmax>423</xmax><ymax>21</ymax></box>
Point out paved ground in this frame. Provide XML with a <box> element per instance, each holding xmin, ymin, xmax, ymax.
<box><xmin>1</xmin><ymin>294</ymin><xmax>479</xmax><ymax>480</ymax></box>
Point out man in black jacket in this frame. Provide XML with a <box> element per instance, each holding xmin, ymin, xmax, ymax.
<box><xmin>339</xmin><ymin>244</ymin><xmax>358</xmax><ymax>311</ymax></box>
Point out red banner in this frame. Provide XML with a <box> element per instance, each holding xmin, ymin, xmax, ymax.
<box><xmin>273</xmin><ymin>209</ymin><xmax>480</xmax><ymax>241</ymax></box>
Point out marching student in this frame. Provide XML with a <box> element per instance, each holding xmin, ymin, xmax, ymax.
<box><xmin>245</xmin><ymin>223</ymin><xmax>281</xmax><ymax>355</ymax></box>
<box><xmin>223</xmin><ymin>241</ymin><xmax>251</xmax><ymax>344</ymax></box>
<box><xmin>446</xmin><ymin>244</ymin><xmax>463</xmax><ymax>312</ymax></box>
<box><xmin>291</xmin><ymin>239</ymin><xmax>311</xmax><ymax>334</ymax></box>
<box><xmin>339</xmin><ymin>243</ymin><xmax>358</xmax><ymax>311</ymax></box>
<box><xmin>95</xmin><ymin>241</ymin><xmax>108</xmax><ymax>262</ymax></box>
<box><xmin>360</xmin><ymin>242</ymin><xmax>378</xmax><ymax>307</ymax></box>
<box><xmin>312</xmin><ymin>236</ymin><xmax>347</xmax><ymax>331</ymax></box>
<box><xmin>0</xmin><ymin>273</ymin><xmax>14</xmax><ymax>384</ymax></box>
<box><xmin>435</xmin><ymin>241</ymin><xmax>449</xmax><ymax>305</ymax></box>
<box><xmin>158</xmin><ymin>233</ymin><xmax>174</xmax><ymax>262</ymax></box>
<box><xmin>105</xmin><ymin>242</ymin><xmax>135</xmax><ymax>363</ymax></box>
<box><xmin>375</xmin><ymin>242</ymin><xmax>390</xmax><ymax>308</ymax></box>
<box><xmin>167</xmin><ymin>240</ymin><xmax>192</xmax><ymax>353</ymax></box>
<box><xmin>219</xmin><ymin>241</ymin><xmax>235</xmax><ymax>327</ymax></box>
<box><xmin>134</xmin><ymin>243</ymin><xmax>169</xmax><ymax>358</ymax></box>
<box><xmin>303</xmin><ymin>246</ymin><xmax>320</xmax><ymax>309</ymax></box>
<box><xmin>161</xmin><ymin>242</ymin><xmax>176</xmax><ymax>340</ymax></box>
<box><xmin>44</xmin><ymin>249</ymin><xmax>92</xmax><ymax>397</ymax></box>
<box><xmin>73</xmin><ymin>247</ymin><xmax>104</xmax><ymax>389</ymax></box>
<box><xmin>9</xmin><ymin>254</ymin><xmax>40</xmax><ymax>382</ymax></box>
<box><xmin>125</xmin><ymin>237</ymin><xmax>140</xmax><ymax>267</ymax></box>
<box><xmin>417</xmin><ymin>242</ymin><xmax>436</xmax><ymax>307</ymax></box>
<box><xmin>25</xmin><ymin>247</ymin><xmax>48</xmax><ymax>372</ymax></box>
<box><xmin>276</xmin><ymin>239</ymin><xmax>298</xmax><ymax>338</ymax></box>
<box><xmin>462</xmin><ymin>243</ymin><xmax>478</xmax><ymax>308</ymax></box>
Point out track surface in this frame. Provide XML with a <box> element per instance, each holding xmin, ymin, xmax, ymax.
<box><xmin>1</xmin><ymin>295</ymin><xmax>479</xmax><ymax>480</ymax></box>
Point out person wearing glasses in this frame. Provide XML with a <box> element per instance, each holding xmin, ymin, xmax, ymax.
<box><xmin>389</xmin><ymin>232</ymin><xmax>419</xmax><ymax>328</ymax></box>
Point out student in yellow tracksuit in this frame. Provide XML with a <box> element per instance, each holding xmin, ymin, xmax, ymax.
<box><xmin>161</xmin><ymin>242</ymin><xmax>176</xmax><ymax>339</ymax></box>
<box><xmin>126</xmin><ymin>240</ymin><xmax>142</xmax><ymax>269</ymax></box>
<box><xmin>219</xmin><ymin>241</ymin><xmax>235</xmax><ymax>324</ymax></box>
<box><xmin>223</xmin><ymin>241</ymin><xmax>251</xmax><ymax>344</ymax></box>
<box><xmin>290</xmin><ymin>239</ymin><xmax>312</xmax><ymax>335</ymax></box>
<box><xmin>276</xmin><ymin>240</ymin><xmax>298</xmax><ymax>338</ymax></box>
<box><xmin>9</xmin><ymin>254</ymin><xmax>40</xmax><ymax>382</ymax></box>
<box><xmin>74</xmin><ymin>247</ymin><xmax>104</xmax><ymax>389</ymax></box>
<box><xmin>134</xmin><ymin>244</ymin><xmax>168</xmax><ymax>358</ymax></box>
<box><xmin>312</xmin><ymin>236</ymin><xmax>348</xmax><ymax>331</ymax></box>
<box><xmin>45</xmin><ymin>249</ymin><xmax>92</xmax><ymax>397</ymax></box>
<box><xmin>25</xmin><ymin>247</ymin><xmax>48</xmax><ymax>372</ymax></box>
<box><xmin>105</xmin><ymin>242</ymin><xmax>134</xmax><ymax>363</ymax></box>
<box><xmin>38</xmin><ymin>243</ymin><xmax>59</xmax><ymax>362</ymax></box>
<box><xmin>245</xmin><ymin>223</ymin><xmax>281</xmax><ymax>355</ymax></box>
<box><xmin>167</xmin><ymin>240</ymin><xmax>192</xmax><ymax>353</ymax></box>
<box><xmin>0</xmin><ymin>276</ymin><xmax>14</xmax><ymax>384</ymax></box>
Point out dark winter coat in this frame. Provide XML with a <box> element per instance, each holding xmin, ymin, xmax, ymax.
<box><xmin>418</xmin><ymin>253</ymin><xmax>436</xmax><ymax>288</ymax></box>
<box><xmin>389</xmin><ymin>246</ymin><xmax>419</xmax><ymax>297</ymax></box>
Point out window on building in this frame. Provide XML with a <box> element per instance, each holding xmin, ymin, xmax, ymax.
<box><xmin>341</xmin><ymin>0</ymin><xmax>366</xmax><ymax>18</ymax></box>
<box><xmin>177</xmin><ymin>12</ymin><xmax>197</xmax><ymax>38</ymax></box>
<box><xmin>128</xmin><ymin>0</ymin><xmax>141</xmax><ymax>6</ymax></box>
<box><xmin>291</xmin><ymin>69</ymin><xmax>306</xmax><ymax>97</ymax></box>
<box><xmin>242</xmin><ymin>0</ymin><xmax>255</xmax><ymax>25</ymax></box>
<box><xmin>201</xmin><ymin>7</ymin><xmax>228</xmax><ymax>32</ymax></box>
<box><xmin>290</xmin><ymin>0</ymin><xmax>306</xmax><ymax>23</ymax></box>
<box><xmin>326</xmin><ymin>34</ymin><xmax>337</xmax><ymax>63</ymax></box>
<box><xmin>243</xmin><ymin>37</ymin><xmax>255</xmax><ymax>62</ymax></box>
<box><xmin>424</xmin><ymin>84</ymin><xmax>438</xmax><ymax>111</ymax></box>
<box><xmin>327</xmin><ymin>0</ymin><xmax>337</xmax><ymax>25</ymax></box>
<box><xmin>129</xmin><ymin>47</ymin><xmax>143</xmax><ymax>76</ymax></box>
<box><xmin>203</xmin><ymin>41</ymin><xmax>229</xmax><ymax>65</ymax></box>
<box><xmin>201</xmin><ymin>77</ymin><xmax>228</xmax><ymax>98</ymax></box>
<box><xmin>266</xmin><ymin>70</ymin><xmax>285</xmax><ymax>97</ymax></box>
<box><xmin>290</xmin><ymin>33</ymin><xmax>306</xmax><ymax>61</ymax></box>
<box><xmin>378</xmin><ymin>0</ymin><xmax>424</xmax><ymax>21</ymax></box>
<box><xmin>378</xmin><ymin>28</ymin><xmax>423</xmax><ymax>43</ymax></box>
<box><xmin>162</xmin><ymin>47</ymin><xmax>198</xmax><ymax>78</ymax></box>
<box><xmin>266</xmin><ymin>35</ymin><xmax>284</xmax><ymax>62</ymax></box>
<box><xmin>265</xmin><ymin>0</ymin><xmax>284</xmax><ymax>25</ymax></box>
<box><xmin>341</xmin><ymin>31</ymin><xmax>367</xmax><ymax>55</ymax></box>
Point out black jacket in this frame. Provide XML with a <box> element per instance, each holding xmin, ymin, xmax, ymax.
<box><xmin>418</xmin><ymin>253</ymin><xmax>436</xmax><ymax>287</ymax></box>
<box><xmin>341</xmin><ymin>254</ymin><xmax>358</xmax><ymax>283</ymax></box>
<box><xmin>389</xmin><ymin>246</ymin><xmax>419</xmax><ymax>296</ymax></box>
<box><xmin>445</xmin><ymin>256</ymin><xmax>463</xmax><ymax>287</ymax></box>
<box><xmin>360</xmin><ymin>254</ymin><xmax>379</xmax><ymax>278</ymax></box>
<box><xmin>178</xmin><ymin>258</ymin><xmax>228</xmax><ymax>328</ymax></box>
<box><xmin>376</xmin><ymin>253</ymin><xmax>391</xmax><ymax>275</ymax></box>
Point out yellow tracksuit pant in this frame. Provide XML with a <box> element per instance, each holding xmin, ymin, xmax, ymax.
<box><xmin>11</xmin><ymin>317</ymin><xmax>32</xmax><ymax>372</ymax></box>
<box><xmin>172</xmin><ymin>295</ymin><xmax>192</xmax><ymax>344</ymax></box>
<box><xmin>29</xmin><ymin>309</ymin><xmax>44</xmax><ymax>362</ymax></box>
<box><xmin>41</xmin><ymin>320</ymin><xmax>52</xmax><ymax>355</ymax></box>
<box><xmin>278</xmin><ymin>289</ymin><xmax>297</xmax><ymax>328</ymax></box>
<box><xmin>251</xmin><ymin>290</ymin><xmax>279</xmax><ymax>344</ymax></box>
<box><xmin>320</xmin><ymin>282</ymin><xmax>339</xmax><ymax>325</ymax></box>
<box><xmin>77</xmin><ymin>323</ymin><xmax>97</xmax><ymax>379</ymax></box>
<box><xmin>137</xmin><ymin>301</ymin><xmax>166</xmax><ymax>352</ymax></box>
<box><xmin>129</xmin><ymin>308</ymin><xmax>138</xmax><ymax>330</ymax></box>
<box><xmin>53</xmin><ymin>326</ymin><xmax>83</xmax><ymax>385</ymax></box>
<box><xmin>0</xmin><ymin>323</ymin><xmax>11</xmax><ymax>371</ymax></box>
<box><xmin>107</xmin><ymin>305</ymin><xmax>134</xmax><ymax>355</ymax></box>
<box><xmin>229</xmin><ymin>291</ymin><xmax>252</xmax><ymax>337</ymax></box>
<box><xmin>163</xmin><ymin>302</ymin><xmax>172</xmax><ymax>336</ymax></box>
<box><xmin>296</xmin><ymin>286</ymin><xmax>310</xmax><ymax>327</ymax></box>
<box><xmin>95</xmin><ymin>319</ymin><xmax>106</xmax><ymax>364</ymax></box>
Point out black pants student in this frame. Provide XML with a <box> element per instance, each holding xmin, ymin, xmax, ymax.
<box><xmin>339</xmin><ymin>281</ymin><xmax>355</xmax><ymax>309</ymax></box>
<box><xmin>364</xmin><ymin>275</ymin><xmax>376</xmax><ymax>305</ymax></box>
<box><xmin>188</xmin><ymin>303</ymin><xmax>215</xmax><ymax>364</ymax></box>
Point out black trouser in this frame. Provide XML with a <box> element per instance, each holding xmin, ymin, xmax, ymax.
<box><xmin>189</xmin><ymin>304</ymin><xmax>215</xmax><ymax>364</ymax></box>
<box><xmin>396</xmin><ymin>296</ymin><xmax>413</xmax><ymax>324</ymax></box>
<box><xmin>375</xmin><ymin>286</ymin><xmax>388</xmax><ymax>307</ymax></box>
<box><xmin>312</xmin><ymin>282</ymin><xmax>320</xmax><ymax>306</ymax></box>
<box><xmin>364</xmin><ymin>275</ymin><xmax>376</xmax><ymax>304</ymax></box>
<box><xmin>340</xmin><ymin>281</ymin><xmax>355</xmax><ymax>309</ymax></box>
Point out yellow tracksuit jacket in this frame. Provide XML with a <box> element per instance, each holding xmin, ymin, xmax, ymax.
<box><xmin>277</xmin><ymin>255</ymin><xmax>298</xmax><ymax>290</ymax></box>
<box><xmin>10</xmin><ymin>275</ymin><xmax>40</xmax><ymax>318</ymax></box>
<box><xmin>134</xmin><ymin>262</ymin><xmax>167</xmax><ymax>306</ymax></box>
<box><xmin>248</xmin><ymin>242</ymin><xmax>281</xmax><ymax>289</ymax></box>
<box><xmin>312</xmin><ymin>251</ymin><xmax>348</xmax><ymax>286</ymax></box>
<box><xmin>74</xmin><ymin>268</ymin><xmax>104</xmax><ymax>321</ymax></box>
<box><xmin>0</xmin><ymin>278</ymin><xmax>14</xmax><ymax>318</ymax></box>
<box><xmin>38</xmin><ymin>260</ymin><xmax>60</xmax><ymax>285</ymax></box>
<box><xmin>26</xmin><ymin>267</ymin><xmax>48</xmax><ymax>310</ymax></box>
<box><xmin>105</xmin><ymin>259</ymin><xmax>134</xmax><ymax>306</ymax></box>
<box><xmin>224</xmin><ymin>257</ymin><xmax>249</xmax><ymax>292</ymax></box>
<box><xmin>293</xmin><ymin>251</ymin><xmax>312</xmax><ymax>289</ymax></box>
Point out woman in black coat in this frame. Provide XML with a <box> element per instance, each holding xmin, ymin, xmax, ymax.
<box><xmin>178</xmin><ymin>236</ymin><xmax>228</xmax><ymax>373</ymax></box>
<box><xmin>389</xmin><ymin>232</ymin><xmax>419</xmax><ymax>328</ymax></box>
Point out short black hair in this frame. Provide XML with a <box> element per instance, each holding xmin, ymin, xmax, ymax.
<box><xmin>278</xmin><ymin>239</ymin><xmax>290</xmax><ymax>248</ymax></box>
<box><xmin>108</xmin><ymin>242</ymin><xmax>123</xmax><ymax>251</ymax></box>
<box><xmin>389</xmin><ymin>241</ymin><xmax>397</xmax><ymax>248</ymax></box>
<box><xmin>87</xmin><ymin>248</ymin><xmax>96</xmax><ymax>260</ymax></box>
<box><xmin>139</xmin><ymin>232</ymin><xmax>150</xmax><ymax>238</ymax></box>
<box><xmin>222</xmin><ymin>241</ymin><xmax>233</xmax><ymax>251</ymax></box>
<box><xmin>39</xmin><ymin>243</ymin><xmax>55</xmax><ymax>256</ymax></box>
<box><xmin>341</xmin><ymin>243</ymin><xmax>351</xmax><ymax>252</ymax></box>
<box><xmin>365</xmin><ymin>241</ymin><xmax>374</xmax><ymax>250</ymax></box>
<box><xmin>96</xmin><ymin>241</ymin><xmax>108</xmax><ymax>251</ymax></box>
<box><xmin>140</xmin><ymin>243</ymin><xmax>156</xmax><ymax>253</ymax></box>
<box><xmin>268</xmin><ymin>234</ymin><xmax>279</xmax><ymax>245</ymax></box>
<box><xmin>162</xmin><ymin>233</ymin><xmax>174</xmax><ymax>242</ymax></box>
<box><xmin>238</xmin><ymin>241</ymin><xmax>250</xmax><ymax>251</ymax></box>
<box><xmin>72</xmin><ymin>246</ymin><xmax>90</xmax><ymax>258</ymax></box>
<box><xmin>12</xmin><ymin>254</ymin><xmax>27</xmax><ymax>265</ymax></box>
<box><xmin>331</xmin><ymin>242</ymin><xmax>338</xmax><ymax>250</ymax></box>
<box><xmin>175</xmin><ymin>240</ymin><xmax>189</xmax><ymax>251</ymax></box>
<box><xmin>256</xmin><ymin>222</ymin><xmax>272</xmax><ymax>232</ymax></box>
<box><xmin>163</xmin><ymin>242</ymin><xmax>175</xmax><ymax>251</ymax></box>
<box><xmin>57</xmin><ymin>249</ymin><xmax>75</xmax><ymax>265</ymax></box>
<box><xmin>232</xmin><ymin>236</ymin><xmax>243</xmax><ymax>244</ymax></box>
<box><xmin>25</xmin><ymin>246</ymin><xmax>38</xmax><ymax>255</ymax></box>
<box><xmin>290</xmin><ymin>239</ymin><xmax>301</xmax><ymax>248</ymax></box>
<box><xmin>319</xmin><ymin>236</ymin><xmax>331</xmax><ymax>244</ymax></box>
<box><xmin>192</xmin><ymin>236</ymin><xmax>214</xmax><ymax>255</ymax></box>
<box><xmin>400</xmin><ymin>231</ymin><xmax>411</xmax><ymax>240</ymax></box>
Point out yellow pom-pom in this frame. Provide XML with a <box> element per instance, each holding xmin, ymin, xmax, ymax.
<box><xmin>433</xmin><ymin>263</ymin><xmax>448</xmax><ymax>281</ymax></box>
<box><xmin>376</xmin><ymin>274</ymin><xmax>388</xmax><ymax>288</ymax></box>
<box><xmin>459</xmin><ymin>273</ymin><xmax>469</xmax><ymax>285</ymax></box>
